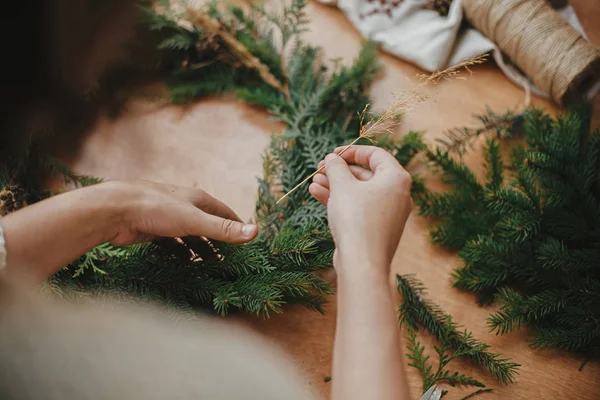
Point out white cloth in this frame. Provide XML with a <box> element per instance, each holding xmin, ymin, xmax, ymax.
<box><xmin>0</xmin><ymin>222</ymin><xmax>6</xmax><ymax>270</ymax></box>
<box><xmin>318</xmin><ymin>0</ymin><xmax>599</xmax><ymax>102</ymax></box>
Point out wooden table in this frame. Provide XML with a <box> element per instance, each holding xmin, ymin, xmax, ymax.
<box><xmin>68</xmin><ymin>1</ymin><xmax>600</xmax><ymax>398</ymax></box>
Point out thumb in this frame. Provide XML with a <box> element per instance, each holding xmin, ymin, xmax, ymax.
<box><xmin>187</xmin><ymin>209</ymin><xmax>258</xmax><ymax>244</ymax></box>
<box><xmin>324</xmin><ymin>153</ymin><xmax>354</xmax><ymax>186</ymax></box>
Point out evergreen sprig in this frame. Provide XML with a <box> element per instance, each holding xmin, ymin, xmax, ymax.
<box><xmin>437</xmin><ymin>108</ymin><xmax>527</xmax><ymax>156</ymax></box>
<box><xmin>406</xmin><ymin>327</ymin><xmax>490</xmax><ymax>399</ymax></box>
<box><xmin>397</xmin><ymin>275</ymin><xmax>520</xmax><ymax>384</ymax></box>
<box><xmin>418</xmin><ymin>104</ymin><xmax>600</xmax><ymax>359</ymax></box>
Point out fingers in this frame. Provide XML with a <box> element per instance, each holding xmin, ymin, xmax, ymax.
<box><xmin>333</xmin><ymin>145</ymin><xmax>400</xmax><ymax>174</ymax></box>
<box><xmin>188</xmin><ymin>189</ymin><xmax>243</xmax><ymax>223</ymax></box>
<box><xmin>323</xmin><ymin>153</ymin><xmax>354</xmax><ymax>187</ymax></box>
<box><xmin>309</xmin><ymin>183</ymin><xmax>329</xmax><ymax>205</ymax></box>
<box><xmin>183</xmin><ymin>206</ymin><xmax>257</xmax><ymax>244</ymax></box>
<box><xmin>313</xmin><ymin>165</ymin><xmax>373</xmax><ymax>190</ymax></box>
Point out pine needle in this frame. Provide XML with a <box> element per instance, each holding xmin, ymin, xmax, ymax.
<box><xmin>186</xmin><ymin>8</ymin><xmax>289</xmax><ymax>97</ymax></box>
<box><xmin>276</xmin><ymin>54</ymin><xmax>488</xmax><ymax>204</ymax></box>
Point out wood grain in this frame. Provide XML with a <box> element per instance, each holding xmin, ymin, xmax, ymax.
<box><xmin>68</xmin><ymin>1</ymin><xmax>600</xmax><ymax>399</ymax></box>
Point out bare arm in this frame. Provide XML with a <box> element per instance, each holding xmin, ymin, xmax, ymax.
<box><xmin>332</xmin><ymin>257</ymin><xmax>408</xmax><ymax>400</ymax></box>
<box><xmin>309</xmin><ymin>146</ymin><xmax>413</xmax><ymax>400</ymax></box>
<box><xmin>1</xmin><ymin>180</ymin><xmax>257</xmax><ymax>284</ymax></box>
<box><xmin>2</xmin><ymin>183</ymin><xmax>122</xmax><ymax>283</ymax></box>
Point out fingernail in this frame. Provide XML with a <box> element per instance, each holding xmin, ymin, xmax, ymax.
<box><xmin>242</xmin><ymin>224</ymin><xmax>257</xmax><ymax>237</ymax></box>
<box><xmin>325</xmin><ymin>154</ymin><xmax>337</xmax><ymax>162</ymax></box>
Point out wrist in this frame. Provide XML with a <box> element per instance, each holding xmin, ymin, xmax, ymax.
<box><xmin>0</xmin><ymin>181</ymin><xmax>128</xmax><ymax>283</ymax></box>
<box><xmin>73</xmin><ymin>181</ymin><xmax>128</xmax><ymax>244</ymax></box>
<box><xmin>335</xmin><ymin>243</ymin><xmax>391</xmax><ymax>287</ymax></box>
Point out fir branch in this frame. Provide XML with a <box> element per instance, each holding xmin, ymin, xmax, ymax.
<box><xmin>397</xmin><ymin>275</ymin><xmax>520</xmax><ymax>384</ymax></box>
<box><xmin>72</xmin><ymin>243</ymin><xmax>129</xmax><ymax>278</ymax></box>
<box><xmin>422</xmin><ymin>105</ymin><xmax>600</xmax><ymax>358</ymax></box>
<box><xmin>484</xmin><ymin>139</ymin><xmax>503</xmax><ymax>190</ymax></box>
<box><xmin>385</xmin><ymin>131</ymin><xmax>428</xmax><ymax>165</ymax></box>
<box><xmin>425</xmin><ymin>148</ymin><xmax>482</xmax><ymax>193</ymax></box>
<box><xmin>437</xmin><ymin>108</ymin><xmax>527</xmax><ymax>156</ymax></box>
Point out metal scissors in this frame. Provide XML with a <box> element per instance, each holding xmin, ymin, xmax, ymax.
<box><xmin>419</xmin><ymin>385</ymin><xmax>443</xmax><ymax>400</ymax></box>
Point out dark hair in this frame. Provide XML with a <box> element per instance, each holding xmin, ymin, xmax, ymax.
<box><xmin>0</xmin><ymin>0</ymin><xmax>136</xmax><ymax>157</ymax></box>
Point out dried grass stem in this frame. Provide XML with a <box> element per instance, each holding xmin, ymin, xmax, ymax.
<box><xmin>186</xmin><ymin>8</ymin><xmax>289</xmax><ymax>97</ymax></box>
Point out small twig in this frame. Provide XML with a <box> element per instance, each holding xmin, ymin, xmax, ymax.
<box><xmin>460</xmin><ymin>388</ymin><xmax>494</xmax><ymax>400</ymax></box>
<box><xmin>276</xmin><ymin>55</ymin><xmax>488</xmax><ymax>204</ymax></box>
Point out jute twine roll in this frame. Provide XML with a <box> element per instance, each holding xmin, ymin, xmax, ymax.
<box><xmin>462</xmin><ymin>0</ymin><xmax>600</xmax><ymax>105</ymax></box>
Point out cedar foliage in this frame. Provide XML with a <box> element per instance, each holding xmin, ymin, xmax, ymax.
<box><xmin>1</xmin><ymin>0</ymin><xmax>426</xmax><ymax>317</ymax></box>
<box><xmin>416</xmin><ymin>105</ymin><xmax>600</xmax><ymax>358</ymax></box>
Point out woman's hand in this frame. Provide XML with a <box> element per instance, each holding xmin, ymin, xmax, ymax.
<box><xmin>311</xmin><ymin>146</ymin><xmax>413</xmax><ymax>400</ymax></box>
<box><xmin>104</xmin><ymin>180</ymin><xmax>257</xmax><ymax>246</ymax></box>
<box><xmin>309</xmin><ymin>145</ymin><xmax>412</xmax><ymax>274</ymax></box>
<box><xmin>1</xmin><ymin>180</ymin><xmax>256</xmax><ymax>283</ymax></box>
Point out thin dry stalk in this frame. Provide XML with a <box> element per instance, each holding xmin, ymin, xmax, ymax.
<box><xmin>186</xmin><ymin>8</ymin><xmax>289</xmax><ymax>97</ymax></box>
<box><xmin>276</xmin><ymin>54</ymin><xmax>488</xmax><ymax>204</ymax></box>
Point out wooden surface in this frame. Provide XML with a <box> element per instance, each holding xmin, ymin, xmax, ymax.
<box><xmin>68</xmin><ymin>1</ymin><xmax>600</xmax><ymax>399</ymax></box>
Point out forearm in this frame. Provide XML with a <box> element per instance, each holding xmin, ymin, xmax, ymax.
<box><xmin>331</xmin><ymin>253</ymin><xmax>410</xmax><ymax>400</ymax></box>
<box><xmin>1</xmin><ymin>183</ymin><xmax>122</xmax><ymax>283</ymax></box>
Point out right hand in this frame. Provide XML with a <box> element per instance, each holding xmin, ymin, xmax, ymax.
<box><xmin>309</xmin><ymin>146</ymin><xmax>413</xmax><ymax>274</ymax></box>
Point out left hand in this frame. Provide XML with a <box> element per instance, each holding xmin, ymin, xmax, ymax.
<box><xmin>104</xmin><ymin>180</ymin><xmax>258</xmax><ymax>246</ymax></box>
<box><xmin>0</xmin><ymin>179</ymin><xmax>258</xmax><ymax>284</ymax></box>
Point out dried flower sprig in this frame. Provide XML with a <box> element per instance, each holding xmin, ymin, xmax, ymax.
<box><xmin>186</xmin><ymin>8</ymin><xmax>289</xmax><ymax>98</ymax></box>
<box><xmin>276</xmin><ymin>54</ymin><xmax>488</xmax><ymax>204</ymax></box>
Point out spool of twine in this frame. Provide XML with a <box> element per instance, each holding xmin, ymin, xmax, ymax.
<box><xmin>462</xmin><ymin>0</ymin><xmax>600</xmax><ymax>105</ymax></box>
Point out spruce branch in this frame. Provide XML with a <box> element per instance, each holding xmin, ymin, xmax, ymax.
<box><xmin>437</xmin><ymin>108</ymin><xmax>527</xmax><ymax>156</ymax></box>
<box><xmin>72</xmin><ymin>243</ymin><xmax>128</xmax><ymax>278</ymax></box>
<box><xmin>421</xmin><ymin>105</ymin><xmax>600</xmax><ymax>358</ymax></box>
<box><xmin>397</xmin><ymin>275</ymin><xmax>520</xmax><ymax>384</ymax></box>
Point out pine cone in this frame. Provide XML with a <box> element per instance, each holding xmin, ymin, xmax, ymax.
<box><xmin>0</xmin><ymin>184</ymin><xmax>29</xmax><ymax>216</ymax></box>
